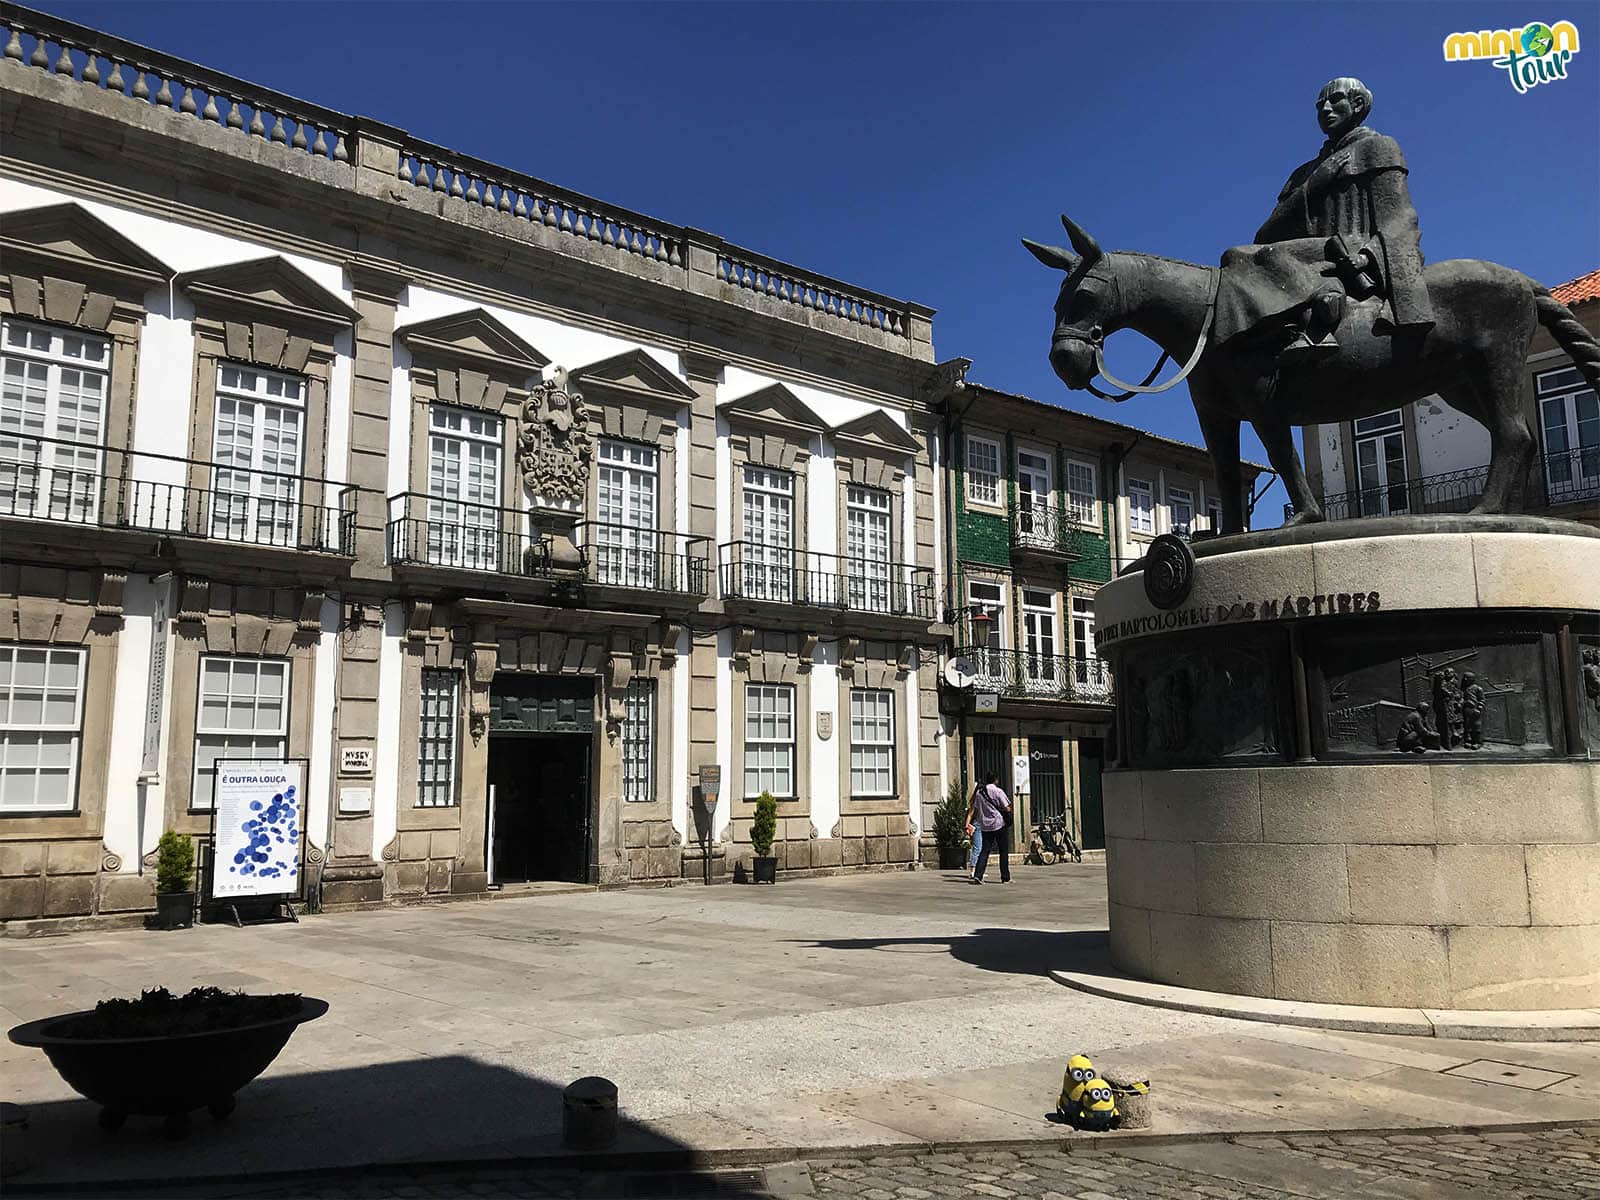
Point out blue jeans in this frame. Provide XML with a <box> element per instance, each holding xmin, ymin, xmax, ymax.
<box><xmin>967</xmin><ymin>825</ymin><xmax>982</xmax><ymax>871</ymax></box>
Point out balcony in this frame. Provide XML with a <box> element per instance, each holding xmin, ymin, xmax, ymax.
<box><xmin>385</xmin><ymin>492</ymin><xmax>552</xmax><ymax>577</ymax></box>
<box><xmin>1</xmin><ymin>433</ymin><xmax>357</xmax><ymax>555</ymax></box>
<box><xmin>576</xmin><ymin>523</ymin><xmax>709</xmax><ymax>598</ymax></box>
<box><xmin>718</xmin><ymin>542</ymin><xmax>935</xmax><ymax>620</ymax></box>
<box><xmin>1009</xmin><ymin>501</ymin><xmax>1090</xmax><ymax>560</ymax></box>
<box><xmin>1292</xmin><ymin>447</ymin><xmax>1600</xmax><ymax>522</ymax></box>
<box><xmin>954</xmin><ymin>647</ymin><xmax>1114</xmax><ymax>704</ymax></box>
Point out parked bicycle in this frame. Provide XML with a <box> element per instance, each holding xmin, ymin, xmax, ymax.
<box><xmin>1027</xmin><ymin>814</ymin><xmax>1082</xmax><ymax>865</ymax></box>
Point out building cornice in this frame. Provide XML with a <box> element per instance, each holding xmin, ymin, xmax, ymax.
<box><xmin>1</xmin><ymin>57</ymin><xmax>938</xmax><ymax>415</ymax></box>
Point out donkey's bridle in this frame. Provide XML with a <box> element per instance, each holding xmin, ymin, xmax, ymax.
<box><xmin>1060</xmin><ymin>268</ymin><xmax>1221</xmax><ymax>402</ymax></box>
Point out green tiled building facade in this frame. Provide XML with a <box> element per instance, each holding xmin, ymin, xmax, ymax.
<box><xmin>938</xmin><ymin>383</ymin><xmax>1263</xmax><ymax>855</ymax></box>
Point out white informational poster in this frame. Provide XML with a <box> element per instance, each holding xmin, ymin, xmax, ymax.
<box><xmin>212</xmin><ymin>761</ymin><xmax>304</xmax><ymax>900</ymax></box>
<box><xmin>1012</xmin><ymin>754</ymin><xmax>1031</xmax><ymax>794</ymax></box>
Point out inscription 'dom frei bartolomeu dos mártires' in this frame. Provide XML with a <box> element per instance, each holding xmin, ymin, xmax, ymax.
<box><xmin>1095</xmin><ymin>590</ymin><xmax>1383</xmax><ymax>650</ymax></box>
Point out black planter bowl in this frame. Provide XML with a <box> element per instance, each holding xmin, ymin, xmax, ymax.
<box><xmin>7</xmin><ymin>996</ymin><xmax>328</xmax><ymax>1137</ymax></box>
<box><xmin>752</xmin><ymin>855</ymin><xmax>777</xmax><ymax>884</ymax></box>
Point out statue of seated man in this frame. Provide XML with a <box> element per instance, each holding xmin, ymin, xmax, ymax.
<box><xmin>1217</xmin><ymin>77</ymin><xmax>1434</xmax><ymax>367</ymax></box>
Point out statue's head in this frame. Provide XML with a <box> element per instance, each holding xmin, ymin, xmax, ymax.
<box><xmin>1316</xmin><ymin>77</ymin><xmax>1371</xmax><ymax>140</ymax></box>
<box><xmin>1021</xmin><ymin>216</ymin><xmax>1113</xmax><ymax>392</ymax></box>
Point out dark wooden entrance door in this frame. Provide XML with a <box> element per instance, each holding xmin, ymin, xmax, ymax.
<box><xmin>487</xmin><ymin>675</ymin><xmax>594</xmax><ymax>884</ymax></box>
<box><xmin>1078</xmin><ymin>737</ymin><xmax>1105</xmax><ymax>850</ymax></box>
<box><xmin>1027</xmin><ymin>737</ymin><xmax>1066</xmax><ymax>827</ymax></box>
<box><xmin>488</xmin><ymin>735</ymin><xmax>591</xmax><ymax>884</ymax></box>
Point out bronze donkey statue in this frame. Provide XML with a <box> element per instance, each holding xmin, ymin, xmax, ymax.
<box><xmin>1025</xmin><ymin>216</ymin><xmax>1600</xmax><ymax>534</ymax></box>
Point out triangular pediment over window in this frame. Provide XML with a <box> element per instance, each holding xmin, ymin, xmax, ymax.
<box><xmin>831</xmin><ymin>409</ymin><xmax>920</xmax><ymax>456</ymax></box>
<box><xmin>395</xmin><ymin>307</ymin><xmax>549</xmax><ymax>376</ymax></box>
<box><xmin>0</xmin><ymin>202</ymin><xmax>174</xmax><ymax>291</ymax></box>
<box><xmin>720</xmin><ymin>383</ymin><xmax>825</xmax><ymax>434</ymax></box>
<box><xmin>178</xmin><ymin>256</ymin><xmax>359</xmax><ymax>333</ymax></box>
<box><xmin>571</xmin><ymin>348</ymin><xmax>696</xmax><ymax>403</ymax></box>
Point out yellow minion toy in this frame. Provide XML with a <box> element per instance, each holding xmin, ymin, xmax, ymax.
<box><xmin>1075</xmin><ymin>1078</ymin><xmax>1119</xmax><ymax>1130</ymax></box>
<box><xmin>1057</xmin><ymin>1053</ymin><xmax>1096</xmax><ymax>1116</ymax></box>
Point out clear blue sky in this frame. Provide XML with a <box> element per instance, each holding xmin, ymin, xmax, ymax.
<box><xmin>48</xmin><ymin>1</ymin><xmax>1600</xmax><ymax>525</ymax></box>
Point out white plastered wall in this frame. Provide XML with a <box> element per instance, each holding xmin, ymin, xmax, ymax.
<box><xmin>102</xmin><ymin>573</ymin><xmax>157</xmax><ymax>871</ymax></box>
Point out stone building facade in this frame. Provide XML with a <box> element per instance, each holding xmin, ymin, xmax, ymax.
<box><xmin>1303</xmin><ymin>268</ymin><xmax>1600</xmax><ymax>527</ymax></box>
<box><xmin>0</xmin><ymin>9</ymin><xmax>952</xmax><ymax>924</ymax></box>
<box><xmin>937</xmin><ymin>382</ymin><xmax>1264</xmax><ymax>852</ymax></box>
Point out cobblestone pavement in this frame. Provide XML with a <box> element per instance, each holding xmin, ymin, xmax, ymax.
<box><xmin>43</xmin><ymin>1124</ymin><xmax>1600</xmax><ymax>1199</ymax></box>
<box><xmin>803</xmin><ymin>1125</ymin><xmax>1600</xmax><ymax>1200</ymax></box>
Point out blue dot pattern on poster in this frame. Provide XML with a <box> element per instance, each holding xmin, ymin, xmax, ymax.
<box><xmin>230</xmin><ymin>784</ymin><xmax>300</xmax><ymax>880</ymax></box>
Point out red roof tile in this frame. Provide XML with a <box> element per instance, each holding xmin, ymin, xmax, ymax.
<box><xmin>1552</xmin><ymin>269</ymin><xmax>1600</xmax><ymax>305</ymax></box>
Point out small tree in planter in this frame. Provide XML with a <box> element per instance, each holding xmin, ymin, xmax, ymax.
<box><xmin>749</xmin><ymin>791</ymin><xmax>779</xmax><ymax>884</ymax></box>
<box><xmin>154</xmin><ymin>831</ymin><xmax>195</xmax><ymax>930</ymax></box>
<box><xmin>934</xmin><ymin>780</ymin><xmax>972</xmax><ymax>870</ymax></box>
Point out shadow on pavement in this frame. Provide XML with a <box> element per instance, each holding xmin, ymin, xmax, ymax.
<box><xmin>795</xmin><ymin>927</ymin><xmax>1108</xmax><ymax>977</ymax></box>
<box><xmin>2</xmin><ymin>1054</ymin><xmax>761</xmax><ymax>1198</ymax></box>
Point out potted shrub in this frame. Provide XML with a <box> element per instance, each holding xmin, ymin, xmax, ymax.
<box><xmin>8</xmin><ymin>986</ymin><xmax>328</xmax><ymax>1138</ymax></box>
<box><xmin>750</xmin><ymin>790</ymin><xmax>779</xmax><ymax>884</ymax></box>
<box><xmin>154</xmin><ymin>831</ymin><xmax>195</xmax><ymax>930</ymax></box>
<box><xmin>934</xmin><ymin>780</ymin><xmax>972</xmax><ymax>871</ymax></box>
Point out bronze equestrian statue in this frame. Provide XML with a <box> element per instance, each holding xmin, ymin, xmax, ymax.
<box><xmin>1024</xmin><ymin>76</ymin><xmax>1600</xmax><ymax>533</ymax></box>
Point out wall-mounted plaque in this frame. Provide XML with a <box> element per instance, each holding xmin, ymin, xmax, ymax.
<box><xmin>817</xmin><ymin>711</ymin><xmax>833</xmax><ymax>740</ymax></box>
<box><xmin>340</xmin><ymin>745</ymin><xmax>374</xmax><ymax>775</ymax></box>
<box><xmin>338</xmin><ymin>786</ymin><xmax>373</xmax><ymax>814</ymax></box>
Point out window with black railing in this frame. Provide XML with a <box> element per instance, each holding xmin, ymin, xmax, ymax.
<box><xmin>1010</xmin><ymin>500</ymin><xmax>1079</xmax><ymax>554</ymax></box>
<box><xmin>955</xmin><ymin>646</ymin><xmax>1114</xmax><ymax>702</ymax></box>
<box><xmin>577</xmin><ymin>522</ymin><xmax>708</xmax><ymax>596</ymax></box>
<box><xmin>385</xmin><ymin>492</ymin><xmax>551</xmax><ymax>576</ymax></box>
<box><xmin>1294</xmin><ymin>446</ymin><xmax>1600</xmax><ymax>523</ymax></box>
<box><xmin>0</xmin><ymin>432</ymin><xmax>358</xmax><ymax>553</ymax></box>
<box><xmin>718</xmin><ymin>542</ymin><xmax>934</xmax><ymax>618</ymax></box>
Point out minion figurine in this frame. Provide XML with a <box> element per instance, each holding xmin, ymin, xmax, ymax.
<box><xmin>1057</xmin><ymin>1053</ymin><xmax>1096</xmax><ymax>1117</ymax></box>
<box><xmin>1075</xmin><ymin>1078</ymin><xmax>1120</xmax><ymax>1130</ymax></box>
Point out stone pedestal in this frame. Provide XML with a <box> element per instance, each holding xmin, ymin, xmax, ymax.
<box><xmin>1094</xmin><ymin>517</ymin><xmax>1600</xmax><ymax>1011</ymax></box>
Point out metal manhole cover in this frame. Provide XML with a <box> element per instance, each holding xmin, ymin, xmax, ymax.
<box><xmin>1441</xmin><ymin>1059</ymin><xmax>1576</xmax><ymax>1091</ymax></box>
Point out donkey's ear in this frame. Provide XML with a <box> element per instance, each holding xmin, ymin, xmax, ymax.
<box><xmin>1060</xmin><ymin>215</ymin><xmax>1103</xmax><ymax>264</ymax></box>
<box><xmin>1022</xmin><ymin>238</ymin><xmax>1078</xmax><ymax>272</ymax></box>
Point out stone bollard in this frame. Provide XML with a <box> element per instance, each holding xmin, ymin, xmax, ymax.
<box><xmin>562</xmin><ymin>1076</ymin><xmax>618</xmax><ymax>1150</ymax></box>
<box><xmin>1099</xmin><ymin>1064</ymin><xmax>1153</xmax><ymax>1130</ymax></box>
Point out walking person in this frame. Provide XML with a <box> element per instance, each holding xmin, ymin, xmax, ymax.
<box><xmin>970</xmin><ymin>772</ymin><xmax>1012</xmax><ymax>884</ymax></box>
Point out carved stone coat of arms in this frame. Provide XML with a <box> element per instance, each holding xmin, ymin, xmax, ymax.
<box><xmin>517</xmin><ymin>368</ymin><xmax>593</xmax><ymax>504</ymax></box>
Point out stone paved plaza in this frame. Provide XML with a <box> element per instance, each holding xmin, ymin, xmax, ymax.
<box><xmin>3</xmin><ymin>867</ymin><xmax>1597</xmax><ymax>1192</ymax></box>
<box><xmin>23</xmin><ymin>1127</ymin><xmax>1600</xmax><ymax>1198</ymax></box>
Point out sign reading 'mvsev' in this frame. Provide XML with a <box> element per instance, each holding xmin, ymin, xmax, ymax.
<box><xmin>1095</xmin><ymin>590</ymin><xmax>1383</xmax><ymax>650</ymax></box>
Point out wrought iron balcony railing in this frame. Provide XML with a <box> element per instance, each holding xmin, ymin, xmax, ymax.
<box><xmin>954</xmin><ymin>646</ymin><xmax>1114</xmax><ymax>703</ymax></box>
<box><xmin>575</xmin><ymin>522</ymin><xmax>709</xmax><ymax>596</ymax></box>
<box><xmin>718</xmin><ymin>542</ymin><xmax>935</xmax><ymax>619</ymax></box>
<box><xmin>385</xmin><ymin>492</ymin><xmax>552</xmax><ymax>577</ymax></box>
<box><xmin>1009</xmin><ymin>500</ymin><xmax>1092</xmax><ymax>556</ymax></box>
<box><xmin>1</xmin><ymin>433</ymin><xmax>358</xmax><ymax>553</ymax></box>
<box><xmin>1291</xmin><ymin>447</ymin><xmax>1600</xmax><ymax>522</ymax></box>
